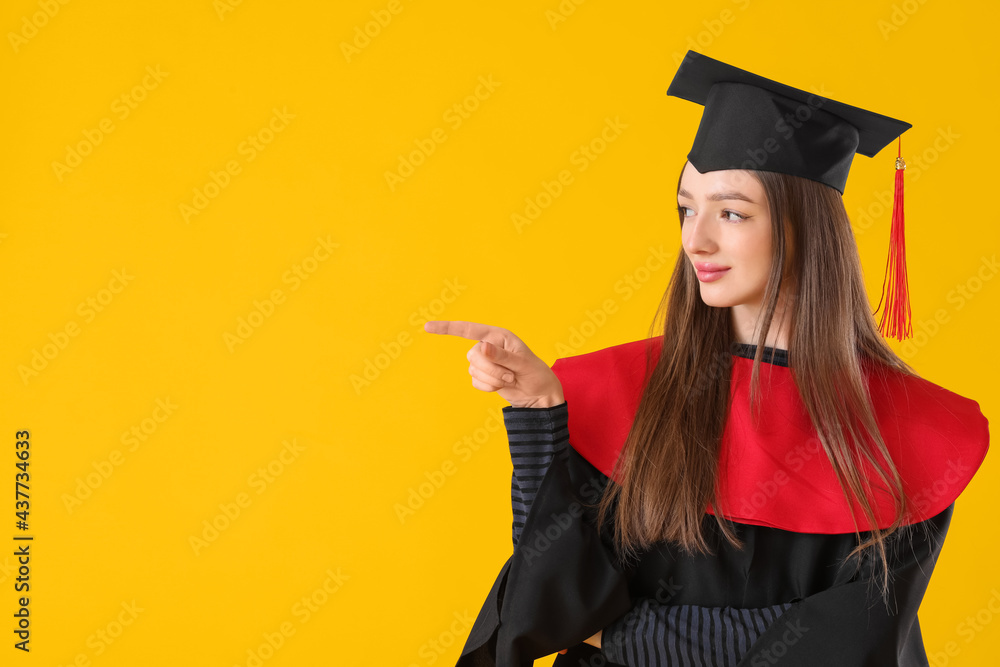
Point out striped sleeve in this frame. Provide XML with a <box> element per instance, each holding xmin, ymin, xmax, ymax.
<box><xmin>502</xmin><ymin>400</ymin><xmax>569</xmax><ymax>548</ymax></box>
<box><xmin>600</xmin><ymin>598</ymin><xmax>795</xmax><ymax>667</ymax></box>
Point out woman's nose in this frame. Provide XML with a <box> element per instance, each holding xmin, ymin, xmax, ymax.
<box><xmin>682</xmin><ymin>214</ymin><xmax>715</xmax><ymax>254</ymax></box>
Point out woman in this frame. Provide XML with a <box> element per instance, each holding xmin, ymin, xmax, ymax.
<box><xmin>426</xmin><ymin>51</ymin><xmax>990</xmax><ymax>666</ymax></box>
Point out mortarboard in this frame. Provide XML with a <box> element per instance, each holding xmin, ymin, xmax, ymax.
<box><xmin>666</xmin><ymin>50</ymin><xmax>913</xmax><ymax>340</ymax></box>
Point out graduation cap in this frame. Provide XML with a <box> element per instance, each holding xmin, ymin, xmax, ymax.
<box><xmin>666</xmin><ymin>50</ymin><xmax>913</xmax><ymax>340</ymax></box>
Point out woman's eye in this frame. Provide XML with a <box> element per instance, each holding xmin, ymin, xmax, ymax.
<box><xmin>676</xmin><ymin>205</ymin><xmax>746</xmax><ymax>222</ymax></box>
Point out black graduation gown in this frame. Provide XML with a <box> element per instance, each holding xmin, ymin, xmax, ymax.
<box><xmin>453</xmin><ymin>342</ymin><xmax>986</xmax><ymax>667</ymax></box>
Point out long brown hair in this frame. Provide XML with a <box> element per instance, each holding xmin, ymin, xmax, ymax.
<box><xmin>593</xmin><ymin>163</ymin><xmax>919</xmax><ymax>598</ymax></box>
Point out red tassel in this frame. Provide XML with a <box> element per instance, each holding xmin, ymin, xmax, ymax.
<box><xmin>874</xmin><ymin>136</ymin><xmax>912</xmax><ymax>340</ymax></box>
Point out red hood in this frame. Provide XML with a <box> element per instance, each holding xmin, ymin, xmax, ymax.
<box><xmin>550</xmin><ymin>337</ymin><xmax>990</xmax><ymax>533</ymax></box>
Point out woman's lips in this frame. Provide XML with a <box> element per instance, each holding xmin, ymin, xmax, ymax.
<box><xmin>696</xmin><ymin>267</ymin><xmax>730</xmax><ymax>282</ymax></box>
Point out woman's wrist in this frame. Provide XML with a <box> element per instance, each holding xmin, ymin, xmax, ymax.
<box><xmin>526</xmin><ymin>394</ymin><xmax>565</xmax><ymax>408</ymax></box>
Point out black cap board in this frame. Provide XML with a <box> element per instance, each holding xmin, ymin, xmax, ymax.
<box><xmin>666</xmin><ymin>50</ymin><xmax>911</xmax><ymax>194</ymax></box>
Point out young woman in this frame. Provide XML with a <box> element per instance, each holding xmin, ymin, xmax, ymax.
<box><xmin>425</xmin><ymin>51</ymin><xmax>990</xmax><ymax>666</ymax></box>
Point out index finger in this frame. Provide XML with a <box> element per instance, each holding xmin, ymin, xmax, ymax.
<box><xmin>423</xmin><ymin>320</ymin><xmax>501</xmax><ymax>341</ymax></box>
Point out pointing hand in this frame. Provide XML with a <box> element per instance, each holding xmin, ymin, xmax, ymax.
<box><xmin>423</xmin><ymin>320</ymin><xmax>564</xmax><ymax>409</ymax></box>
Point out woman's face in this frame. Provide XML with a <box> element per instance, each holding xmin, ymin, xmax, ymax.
<box><xmin>678</xmin><ymin>162</ymin><xmax>774</xmax><ymax>311</ymax></box>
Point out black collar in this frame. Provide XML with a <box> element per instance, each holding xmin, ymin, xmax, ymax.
<box><xmin>731</xmin><ymin>342</ymin><xmax>789</xmax><ymax>367</ymax></box>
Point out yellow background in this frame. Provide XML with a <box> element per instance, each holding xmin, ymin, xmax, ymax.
<box><xmin>0</xmin><ymin>0</ymin><xmax>996</xmax><ymax>665</ymax></box>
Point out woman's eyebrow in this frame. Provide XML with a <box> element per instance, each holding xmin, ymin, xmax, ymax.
<box><xmin>677</xmin><ymin>187</ymin><xmax>758</xmax><ymax>205</ymax></box>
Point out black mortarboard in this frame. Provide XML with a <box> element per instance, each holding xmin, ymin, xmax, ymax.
<box><xmin>665</xmin><ymin>50</ymin><xmax>914</xmax><ymax>340</ymax></box>
<box><xmin>666</xmin><ymin>50</ymin><xmax>910</xmax><ymax>194</ymax></box>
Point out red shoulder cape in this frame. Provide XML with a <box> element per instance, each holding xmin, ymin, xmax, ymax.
<box><xmin>550</xmin><ymin>336</ymin><xmax>990</xmax><ymax>533</ymax></box>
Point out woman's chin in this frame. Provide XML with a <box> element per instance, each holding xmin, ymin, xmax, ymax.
<box><xmin>697</xmin><ymin>287</ymin><xmax>737</xmax><ymax>308</ymax></box>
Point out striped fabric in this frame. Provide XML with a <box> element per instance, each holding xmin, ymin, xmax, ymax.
<box><xmin>600</xmin><ymin>599</ymin><xmax>794</xmax><ymax>666</ymax></box>
<box><xmin>502</xmin><ymin>402</ymin><xmax>569</xmax><ymax>547</ymax></box>
<box><xmin>500</xmin><ymin>379</ymin><xmax>796</xmax><ymax>666</ymax></box>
